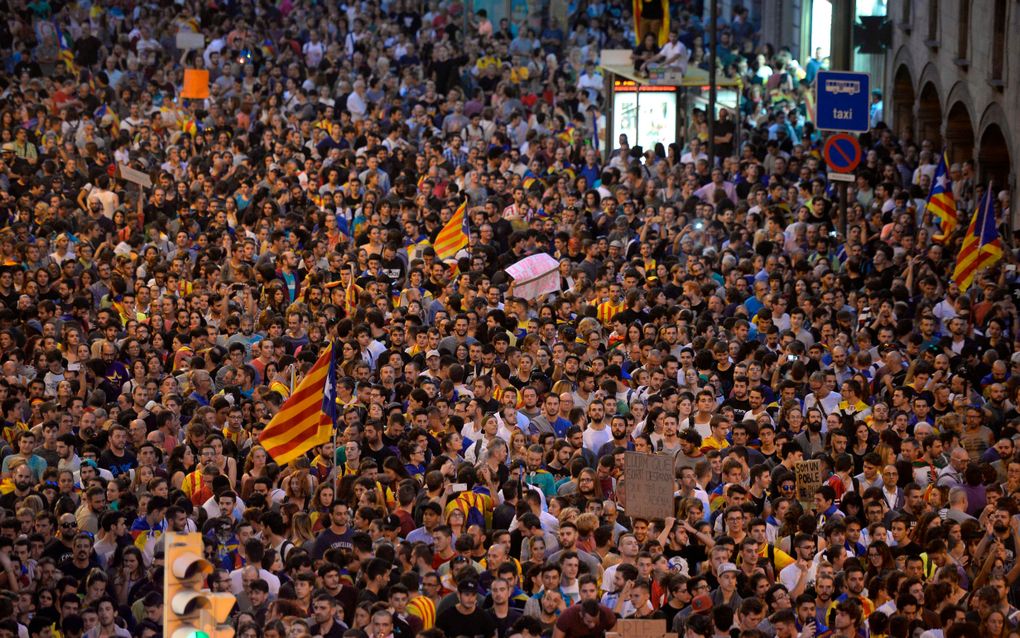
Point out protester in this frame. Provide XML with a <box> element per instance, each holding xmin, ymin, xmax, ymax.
<box><xmin>0</xmin><ymin>1</ymin><xmax>1017</xmax><ymax>638</ymax></box>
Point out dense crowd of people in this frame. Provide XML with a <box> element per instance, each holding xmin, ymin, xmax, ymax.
<box><xmin>0</xmin><ymin>1</ymin><xmax>1017</xmax><ymax>638</ymax></box>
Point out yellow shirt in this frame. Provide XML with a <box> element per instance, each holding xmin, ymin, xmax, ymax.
<box><xmin>700</xmin><ymin>435</ymin><xmax>730</xmax><ymax>453</ymax></box>
<box><xmin>759</xmin><ymin>543</ymin><xmax>795</xmax><ymax>571</ymax></box>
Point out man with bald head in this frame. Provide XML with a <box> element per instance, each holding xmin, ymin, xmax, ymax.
<box><xmin>936</xmin><ymin>447</ymin><xmax>971</xmax><ymax>487</ymax></box>
<box><xmin>958</xmin><ymin>405</ymin><xmax>994</xmax><ymax>460</ymax></box>
<box><xmin>128</xmin><ymin>419</ymin><xmax>148</xmax><ymax>450</ymax></box>
<box><xmin>985</xmin><ymin>381</ymin><xmax>1009</xmax><ymax>430</ymax></box>
<box><xmin>100</xmin><ymin>341</ymin><xmax>130</xmax><ymax>393</ymax></box>
<box><xmin>557</xmin><ymin>392</ymin><xmax>574</xmax><ymax>422</ymax></box>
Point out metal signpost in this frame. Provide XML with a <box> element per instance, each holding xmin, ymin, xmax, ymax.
<box><xmin>823</xmin><ymin>133</ymin><xmax>863</xmax><ymax>236</ymax></box>
<box><xmin>816</xmin><ymin>71</ymin><xmax>870</xmax><ymax>240</ymax></box>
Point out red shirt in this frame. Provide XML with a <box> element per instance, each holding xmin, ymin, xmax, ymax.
<box><xmin>554</xmin><ymin>604</ymin><xmax>616</xmax><ymax>638</ymax></box>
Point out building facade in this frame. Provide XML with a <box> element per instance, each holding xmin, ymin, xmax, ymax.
<box><xmin>886</xmin><ymin>0</ymin><xmax>1017</xmax><ymax>224</ymax></box>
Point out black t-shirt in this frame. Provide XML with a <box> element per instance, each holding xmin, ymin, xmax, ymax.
<box><xmin>892</xmin><ymin>541</ymin><xmax>922</xmax><ymax>558</ymax></box>
<box><xmin>364</xmin><ymin>442</ymin><xmax>397</xmax><ymax>467</ymax></box>
<box><xmin>60</xmin><ymin>558</ymin><xmax>100</xmax><ymax>589</ymax></box>
<box><xmin>640</xmin><ymin>0</ymin><xmax>664</xmax><ymax>19</ymax></box>
<box><xmin>381</xmin><ymin>256</ymin><xmax>406</xmax><ymax>283</ymax></box>
<box><xmin>487</xmin><ymin>607</ymin><xmax>522</xmax><ymax>638</ymax></box>
<box><xmin>312</xmin><ymin>526</ymin><xmax>354</xmax><ymax>560</ymax></box>
<box><xmin>98</xmin><ymin>449</ymin><xmax>137</xmax><ymax>478</ymax></box>
<box><xmin>721</xmin><ymin>397</ymin><xmax>751</xmax><ymax>422</ymax></box>
<box><xmin>43</xmin><ymin>539</ymin><xmax>73</xmax><ymax>564</ymax></box>
<box><xmin>74</xmin><ymin>35</ymin><xmax>102</xmax><ymax>66</ymax></box>
<box><xmin>715</xmin><ymin>119</ymin><xmax>736</xmax><ymax>158</ymax></box>
<box><xmin>310</xmin><ymin>620</ymin><xmax>346</xmax><ymax>638</ymax></box>
<box><xmin>655</xmin><ymin>601</ymin><xmax>686</xmax><ymax>627</ymax></box>
<box><xmin>437</xmin><ymin>605</ymin><xmax>498</xmax><ymax>638</ymax></box>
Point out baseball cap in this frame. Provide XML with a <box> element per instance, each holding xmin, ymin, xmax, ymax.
<box><xmin>457</xmin><ymin>579</ymin><xmax>480</xmax><ymax>594</ymax></box>
<box><xmin>718</xmin><ymin>562</ymin><xmax>739</xmax><ymax>576</ymax></box>
<box><xmin>667</xmin><ymin>556</ymin><xmax>689</xmax><ymax>574</ymax></box>
<box><xmin>691</xmin><ymin>594</ymin><xmax>713</xmax><ymax>614</ymax></box>
<box><xmin>426</xmin><ymin>349</ymin><xmax>441</xmax><ymax>359</ymax></box>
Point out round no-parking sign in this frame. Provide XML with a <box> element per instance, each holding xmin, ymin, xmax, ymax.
<box><xmin>823</xmin><ymin>134</ymin><xmax>862</xmax><ymax>173</ymax></box>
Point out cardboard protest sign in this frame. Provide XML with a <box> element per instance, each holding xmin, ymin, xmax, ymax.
<box><xmin>118</xmin><ymin>164</ymin><xmax>152</xmax><ymax>188</ymax></box>
<box><xmin>180</xmin><ymin>69</ymin><xmax>210</xmax><ymax>99</ymax></box>
<box><xmin>607</xmin><ymin>618</ymin><xmax>677</xmax><ymax>638</ymax></box>
<box><xmin>795</xmin><ymin>459</ymin><xmax>823</xmax><ymax>505</ymax></box>
<box><xmin>622</xmin><ymin>451</ymin><xmax>675</xmax><ymax>520</ymax></box>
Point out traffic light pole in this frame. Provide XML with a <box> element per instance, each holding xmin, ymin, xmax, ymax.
<box><xmin>165</xmin><ymin>532</ymin><xmax>237</xmax><ymax>638</ymax></box>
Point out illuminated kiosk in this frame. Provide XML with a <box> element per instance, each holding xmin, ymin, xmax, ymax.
<box><xmin>599</xmin><ymin>49</ymin><xmax>743</xmax><ymax>162</ymax></box>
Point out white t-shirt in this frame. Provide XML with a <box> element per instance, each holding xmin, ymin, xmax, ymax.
<box><xmin>680</xmin><ymin>150</ymin><xmax>708</xmax><ymax>165</ymax></box>
<box><xmin>657</xmin><ymin>41</ymin><xmax>689</xmax><ymax>73</ymax></box>
<box><xmin>303</xmin><ymin>40</ymin><xmax>324</xmax><ymax>67</ymax></box>
<box><xmin>346</xmin><ymin>91</ymin><xmax>367</xmax><ymax>121</ymax></box>
<box><xmin>779</xmin><ymin>560</ymin><xmax>815</xmax><ymax>592</ymax></box>
<box><xmin>229</xmin><ymin>566</ymin><xmax>281</xmax><ymax>596</ymax></box>
<box><xmin>583</xmin><ymin>424</ymin><xmax>613</xmax><ymax>453</ymax></box>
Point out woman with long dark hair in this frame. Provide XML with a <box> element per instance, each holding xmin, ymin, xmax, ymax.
<box><xmin>864</xmin><ymin>540</ymin><xmax>896</xmax><ymax>580</ymax></box>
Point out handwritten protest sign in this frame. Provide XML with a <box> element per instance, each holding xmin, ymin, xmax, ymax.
<box><xmin>504</xmin><ymin>253</ymin><xmax>560</xmax><ymax>301</ymax></box>
<box><xmin>795</xmin><ymin>459</ymin><xmax>823</xmax><ymax>505</ymax></box>
<box><xmin>623</xmin><ymin>451</ymin><xmax>675</xmax><ymax>520</ymax></box>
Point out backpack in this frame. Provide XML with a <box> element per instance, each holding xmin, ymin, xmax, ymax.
<box><xmin>452</xmin><ymin>491</ymin><xmax>488</xmax><ymax>529</ymax></box>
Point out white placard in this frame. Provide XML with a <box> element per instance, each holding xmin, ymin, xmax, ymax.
<box><xmin>176</xmin><ymin>31</ymin><xmax>206</xmax><ymax>50</ymax></box>
<box><xmin>119</xmin><ymin>164</ymin><xmax>152</xmax><ymax>188</ymax></box>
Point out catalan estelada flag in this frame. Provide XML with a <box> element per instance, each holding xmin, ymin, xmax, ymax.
<box><xmin>433</xmin><ymin>200</ymin><xmax>469</xmax><ymax>259</ymax></box>
<box><xmin>55</xmin><ymin>24</ymin><xmax>77</xmax><ymax>73</ymax></box>
<box><xmin>952</xmin><ymin>186</ymin><xmax>1003</xmax><ymax>292</ymax></box>
<box><xmin>926</xmin><ymin>153</ymin><xmax>957</xmax><ymax>243</ymax></box>
<box><xmin>632</xmin><ymin>0</ymin><xmax>670</xmax><ymax>45</ymax></box>
<box><xmin>94</xmin><ymin>104</ymin><xmax>119</xmax><ymax>131</ymax></box>
<box><xmin>259</xmin><ymin>342</ymin><xmax>340</xmax><ymax>465</ymax></box>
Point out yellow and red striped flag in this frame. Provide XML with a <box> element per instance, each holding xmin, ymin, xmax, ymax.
<box><xmin>433</xmin><ymin>200</ymin><xmax>469</xmax><ymax>260</ymax></box>
<box><xmin>926</xmin><ymin>153</ymin><xmax>957</xmax><ymax>243</ymax></box>
<box><xmin>258</xmin><ymin>343</ymin><xmax>340</xmax><ymax>465</ymax></box>
<box><xmin>952</xmin><ymin>186</ymin><xmax>1003</xmax><ymax>292</ymax></box>
<box><xmin>343</xmin><ymin>265</ymin><xmax>360</xmax><ymax>317</ymax></box>
<box><xmin>632</xmin><ymin>0</ymin><xmax>670</xmax><ymax>45</ymax></box>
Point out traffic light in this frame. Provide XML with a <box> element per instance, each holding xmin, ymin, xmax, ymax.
<box><xmin>164</xmin><ymin>532</ymin><xmax>237</xmax><ymax>638</ymax></box>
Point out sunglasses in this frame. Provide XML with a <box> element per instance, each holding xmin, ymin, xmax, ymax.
<box><xmin>61</xmin><ymin>522</ymin><xmax>78</xmax><ymax>528</ymax></box>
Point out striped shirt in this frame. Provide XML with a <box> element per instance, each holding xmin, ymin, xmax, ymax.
<box><xmin>407</xmin><ymin>595</ymin><xmax>436</xmax><ymax>629</ymax></box>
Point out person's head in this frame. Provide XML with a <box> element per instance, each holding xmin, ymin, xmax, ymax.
<box><xmin>457</xmin><ymin>580</ymin><xmax>480</xmax><ymax>610</ymax></box>
<box><xmin>371</xmin><ymin>610</ymin><xmax>394</xmax><ymax>637</ymax></box>
<box><xmin>311</xmin><ymin>593</ymin><xmax>336</xmax><ymax>625</ymax></box>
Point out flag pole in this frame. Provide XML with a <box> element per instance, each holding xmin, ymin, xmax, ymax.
<box><xmin>331</xmin><ymin>339</ymin><xmax>341</xmax><ymax>500</ymax></box>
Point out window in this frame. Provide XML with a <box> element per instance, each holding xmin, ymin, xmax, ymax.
<box><xmin>991</xmin><ymin>0</ymin><xmax>1006</xmax><ymax>81</ymax></box>
<box><xmin>927</xmin><ymin>0</ymin><xmax>939</xmax><ymax>42</ymax></box>
<box><xmin>957</xmin><ymin>0</ymin><xmax>969</xmax><ymax>59</ymax></box>
<box><xmin>902</xmin><ymin>0</ymin><xmax>912</xmax><ymax>25</ymax></box>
